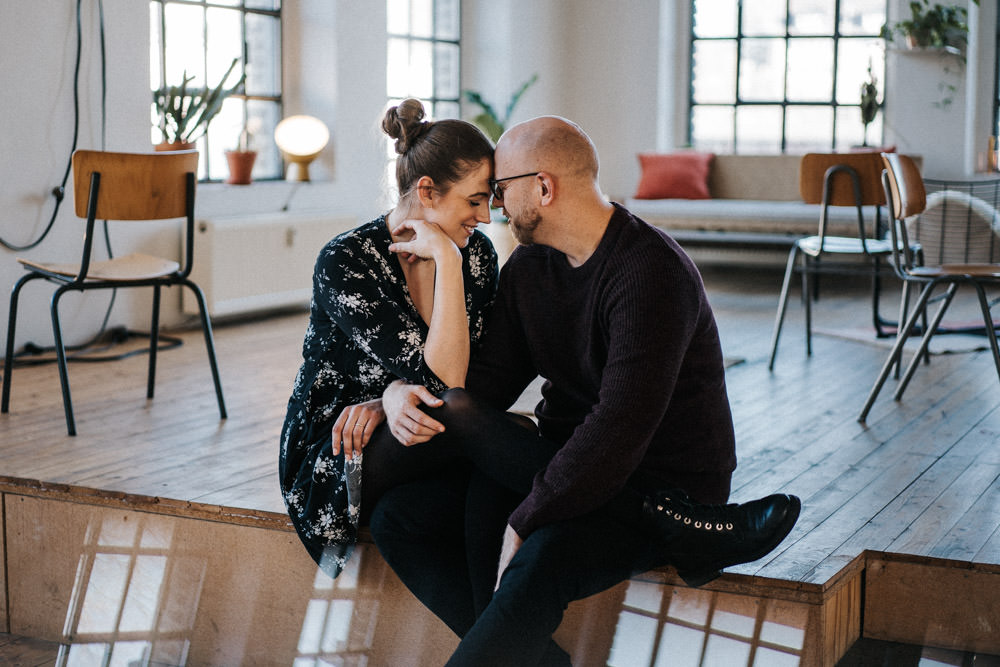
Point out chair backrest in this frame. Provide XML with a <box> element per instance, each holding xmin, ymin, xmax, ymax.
<box><xmin>799</xmin><ymin>152</ymin><xmax>886</xmax><ymax>207</ymax></box>
<box><xmin>880</xmin><ymin>152</ymin><xmax>926</xmax><ymax>273</ymax></box>
<box><xmin>881</xmin><ymin>153</ymin><xmax>926</xmax><ymax>222</ymax></box>
<box><xmin>72</xmin><ymin>149</ymin><xmax>199</xmax><ymax>220</ymax></box>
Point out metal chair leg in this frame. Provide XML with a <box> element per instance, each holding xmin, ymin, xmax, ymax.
<box><xmin>895</xmin><ymin>283</ymin><xmax>958</xmax><ymax>401</ymax></box>
<box><xmin>768</xmin><ymin>246</ymin><xmax>799</xmax><ymax>371</ymax></box>
<box><xmin>973</xmin><ymin>282</ymin><xmax>1000</xmax><ymax>383</ymax></box>
<box><xmin>2</xmin><ymin>273</ymin><xmax>43</xmax><ymax>414</ymax></box>
<box><xmin>148</xmin><ymin>284</ymin><xmax>161</xmax><ymax>400</ymax></box>
<box><xmin>50</xmin><ymin>286</ymin><xmax>77</xmax><ymax>436</ymax></box>
<box><xmin>183</xmin><ymin>280</ymin><xmax>227</xmax><ymax>420</ymax></box>
<box><xmin>803</xmin><ymin>256</ymin><xmax>813</xmax><ymax>357</ymax></box>
<box><xmin>859</xmin><ymin>281</ymin><xmax>936</xmax><ymax>422</ymax></box>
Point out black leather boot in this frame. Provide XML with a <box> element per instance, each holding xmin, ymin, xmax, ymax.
<box><xmin>642</xmin><ymin>490</ymin><xmax>801</xmax><ymax>587</ymax></box>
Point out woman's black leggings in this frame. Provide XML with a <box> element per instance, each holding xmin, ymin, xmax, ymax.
<box><xmin>360</xmin><ymin>388</ymin><xmax>559</xmax><ymax>522</ymax></box>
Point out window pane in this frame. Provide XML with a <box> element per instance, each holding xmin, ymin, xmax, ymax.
<box><xmin>835</xmin><ymin>105</ymin><xmax>882</xmax><ymax>150</ymax></box>
<box><xmin>742</xmin><ymin>0</ymin><xmax>786</xmax><ymax>37</ymax></box>
<box><xmin>786</xmin><ymin>38</ymin><xmax>833</xmax><ymax>102</ymax></box>
<box><xmin>692</xmin><ymin>40</ymin><xmax>736</xmax><ymax>104</ymax></box>
<box><xmin>739</xmin><ymin>38</ymin><xmax>785</xmax><ymax>102</ymax></box>
<box><xmin>246</xmin><ymin>13</ymin><xmax>281</xmax><ymax>96</ymax></box>
<box><xmin>788</xmin><ymin>0</ymin><xmax>833</xmax><ymax>35</ymax></box>
<box><xmin>692</xmin><ymin>0</ymin><xmax>737</xmax><ymax>38</ymax></box>
<box><xmin>736</xmin><ymin>105</ymin><xmax>783</xmax><ymax>153</ymax></box>
<box><xmin>785</xmin><ymin>106</ymin><xmax>833</xmax><ymax>153</ymax></box>
<box><xmin>206</xmin><ymin>7</ymin><xmax>242</xmax><ymax>87</ymax></box>
<box><xmin>434</xmin><ymin>0</ymin><xmax>459</xmax><ymax>41</ymax></box>
<box><xmin>434</xmin><ymin>42</ymin><xmax>459</xmax><ymax>100</ymax></box>
<box><xmin>839</xmin><ymin>0</ymin><xmax>886</xmax><ymax>36</ymax></box>
<box><xmin>387</xmin><ymin>0</ymin><xmax>409</xmax><ymax>34</ymax></box>
<box><xmin>246</xmin><ymin>0</ymin><xmax>280</xmax><ymax>10</ymax></box>
<box><xmin>387</xmin><ymin>38</ymin><xmax>408</xmax><ymax>98</ymax></box>
<box><xmin>409</xmin><ymin>0</ymin><xmax>433</xmax><ymax>38</ymax></box>
<box><xmin>247</xmin><ymin>99</ymin><xmax>282</xmax><ymax>178</ymax></box>
<box><xmin>164</xmin><ymin>3</ymin><xmax>205</xmax><ymax>85</ymax></box>
<box><xmin>433</xmin><ymin>100</ymin><xmax>460</xmax><ymax>120</ymax></box>
<box><xmin>208</xmin><ymin>98</ymin><xmax>244</xmax><ymax>180</ymax></box>
<box><xmin>836</xmin><ymin>38</ymin><xmax>883</xmax><ymax>105</ymax></box>
<box><xmin>691</xmin><ymin>105</ymin><xmax>735</xmax><ymax>153</ymax></box>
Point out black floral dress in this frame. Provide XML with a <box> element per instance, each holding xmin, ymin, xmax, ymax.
<box><xmin>279</xmin><ymin>215</ymin><xmax>498</xmax><ymax>578</ymax></box>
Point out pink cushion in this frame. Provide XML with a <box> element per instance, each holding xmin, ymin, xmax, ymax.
<box><xmin>634</xmin><ymin>152</ymin><xmax>714</xmax><ymax>200</ymax></box>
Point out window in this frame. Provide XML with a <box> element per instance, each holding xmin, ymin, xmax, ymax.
<box><xmin>150</xmin><ymin>0</ymin><xmax>282</xmax><ymax>181</ymax></box>
<box><xmin>688</xmin><ymin>0</ymin><xmax>887</xmax><ymax>154</ymax></box>
<box><xmin>386</xmin><ymin>0</ymin><xmax>462</xmax><ymax>120</ymax></box>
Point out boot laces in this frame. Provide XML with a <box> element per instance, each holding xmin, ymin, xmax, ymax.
<box><xmin>653</xmin><ymin>492</ymin><xmax>737</xmax><ymax>533</ymax></box>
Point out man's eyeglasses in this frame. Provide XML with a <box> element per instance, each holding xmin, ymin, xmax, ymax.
<box><xmin>488</xmin><ymin>172</ymin><xmax>539</xmax><ymax>202</ymax></box>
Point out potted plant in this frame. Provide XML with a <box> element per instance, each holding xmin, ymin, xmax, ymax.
<box><xmin>463</xmin><ymin>74</ymin><xmax>538</xmax><ymax>144</ymax></box>
<box><xmin>860</xmin><ymin>63</ymin><xmax>880</xmax><ymax>147</ymax></box>
<box><xmin>225</xmin><ymin>127</ymin><xmax>258</xmax><ymax>185</ymax></box>
<box><xmin>881</xmin><ymin>1</ymin><xmax>977</xmax><ymax>54</ymax></box>
<box><xmin>153</xmin><ymin>58</ymin><xmax>245</xmax><ymax>150</ymax></box>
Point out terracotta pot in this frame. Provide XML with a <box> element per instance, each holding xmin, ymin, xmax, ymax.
<box><xmin>225</xmin><ymin>150</ymin><xmax>258</xmax><ymax>185</ymax></box>
<box><xmin>155</xmin><ymin>140</ymin><xmax>196</xmax><ymax>151</ymax></box>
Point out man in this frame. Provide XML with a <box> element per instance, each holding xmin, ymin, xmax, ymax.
<box><xmin>375</xmin><ymin>116</ymin><xmax>800</xmax><ymax>666</ymax></box>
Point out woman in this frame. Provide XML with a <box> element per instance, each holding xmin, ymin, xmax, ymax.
<box><xmin>279</xmin><ymin>98</ymin><xmax>500</xmax><ymax>578</ymax></box>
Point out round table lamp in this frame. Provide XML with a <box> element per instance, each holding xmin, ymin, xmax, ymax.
<box><xmin>274</xmin><ymin>115</ymin><xmax>329</xmax><ymax>182</ymax></box>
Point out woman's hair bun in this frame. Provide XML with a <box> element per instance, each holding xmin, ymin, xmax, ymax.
<box><xmin>382</xmin><ymin>98</ymin><xmax>432</xmax><ymax>155</ymax></box>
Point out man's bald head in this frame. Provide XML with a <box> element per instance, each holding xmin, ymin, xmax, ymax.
<box><xmin>497</xmin><ymin>116</ymin><xmax>599</xmax><ymax>181</ymax></box>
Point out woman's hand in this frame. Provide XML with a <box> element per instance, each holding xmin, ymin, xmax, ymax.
<box><xmin>389</xmin><ymin>219</ymin><xmax>460</xmax><ymax>265</ymax></box>
<box><xmin>383</xmin><ymin>379</ymin><xmax>445</xmax><ymax>446</ymax></box>
<box><xmin>332</xmin><ymin>399</ymin><xmax>385</xmax><ymax>461</ymax></box>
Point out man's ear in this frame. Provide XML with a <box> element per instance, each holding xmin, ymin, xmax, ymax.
<box><xmin>416</xmin><ymin>176</ymin><xmax>436</xmax><ymax>208</ymax></box>
<box><xmin>537</xmin><ymin>172</ymin><xmax>555</xmax><ymax>206</ymax></box>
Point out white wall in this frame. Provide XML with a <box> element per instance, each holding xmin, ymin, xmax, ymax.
<box><xmin>0</xmin><ymin>0</ymin><xmax>994</xmax><ymax>355</ymax></box>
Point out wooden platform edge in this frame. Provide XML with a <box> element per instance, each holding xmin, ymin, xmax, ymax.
<box><xmin>0</xmin><ymin>475</ymin><xmax>294</xmax><ymax>532</ymax></box>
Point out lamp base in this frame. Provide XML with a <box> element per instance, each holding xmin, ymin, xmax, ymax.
<box><xmin>285</xmin><ymin>161</ymin><xmax>312</xmax><ymax>182</ymax></box>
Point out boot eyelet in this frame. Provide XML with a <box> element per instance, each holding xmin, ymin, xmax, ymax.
<box><xmin>716</xmin><ymin>523</ymin><xmax>724</xmax><ymax>531</ymax></box>
<box><xmin>673</xmin><ymin>513</ymin><xmax>682</xmax><ymax>520</ymax></box>
<box><xmin>705</xmin><ymin>524</ymin><xmax>712</xmax><ymax>531</ymax></box>
<box><xmin>684</xmin><ymin>518</ymin><xmax>691</xmax><ymax>525</ymax></box>
<box><xmin>694</xmin><ymin>521</ymin><xmax>702</xmax><ymax>528</ymax></box>
<box><xmin>726</xmin><ymin>523</ymin><xmax>734</xmax><ymax>530</ymax></box>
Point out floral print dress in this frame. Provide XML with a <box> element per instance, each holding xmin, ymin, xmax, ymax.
<box><xmin>280</xmin><ymin>215</ymin><xmax>498</xmax><ymax>578</ymax></box>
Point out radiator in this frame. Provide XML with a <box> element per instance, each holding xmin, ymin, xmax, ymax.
<box><xmin>182</xmin><ymin>213</ymin><xmax>357</xmax><ymax>317</ymax></box>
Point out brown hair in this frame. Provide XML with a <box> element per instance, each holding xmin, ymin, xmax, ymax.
<box><xmin>382</xmin><ymin>98</ymin><xmax>493</xmax><ymax>196</ymax></box>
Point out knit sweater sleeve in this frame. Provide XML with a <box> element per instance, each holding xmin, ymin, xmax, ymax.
<box><xmin>507</xmin><ymin>239</ymin><xmax>703</xmax><ymax>537</ymax></box>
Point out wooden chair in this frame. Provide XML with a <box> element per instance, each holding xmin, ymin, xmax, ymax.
<box><xmin>858</xmin><ymin>153</ymin><xmax>1000</xmax><ymax>422</ymax></box>
<box><xmin>2</xmin><ymin>150</ymin><xmax>226</xmax><ymax>435</ymax></box>
<box><xmin>768</xmin><ymin>152</ymin><xmax>897</xmax><ymax>370</ymax></box>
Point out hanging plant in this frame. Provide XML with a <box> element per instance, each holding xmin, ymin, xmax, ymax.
<box><xmin>880</xmin><ymin>1</ymin><xmax>977</xmax><ymax>54</ymax></box>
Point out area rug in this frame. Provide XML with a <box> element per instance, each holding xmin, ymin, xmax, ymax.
<box><xmin>814</xmin><ymin>326</ymin><xmax>991</xmax><ymax>355</ymax></box>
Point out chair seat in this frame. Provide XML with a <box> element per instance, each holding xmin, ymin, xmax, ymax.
<box><xmin>910</xmin><ymin>263</ymin><xmax>1000</xmax><ymax>278</ymax></box>
<box><xmin>797</xmin><ymin>235</ymin><xmax>893</xmax><ymax>256</ymax></box>
<box><xmin>18</xmin><ymin>253</ymin><xmax>181</xmax><ymax>281</ymax></box>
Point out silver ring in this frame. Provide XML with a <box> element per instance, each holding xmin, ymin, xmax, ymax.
<box><xmin>354</xmin><ymin>424</ymin><xmax>363</xmax><ymax>429</ymax></box>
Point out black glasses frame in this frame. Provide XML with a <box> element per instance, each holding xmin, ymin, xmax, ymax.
<box><xmin>488</xmin><ymin>172</ymin><xmax>539</xmax><ymax>201</ymax></box>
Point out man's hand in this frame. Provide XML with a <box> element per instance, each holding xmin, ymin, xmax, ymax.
<box><xmin>383</xmin><ymin>379</ymin><xmax>446</xmax><ymax>446</ymax></box>
<box><xmin>495</xmin><ymin>524</ymin><xmax>524</xmax><ymax>591</ymax></box>
<box><xmin>332</xmin><ymin>399</ymin><xmax>385</xmax><ymax>460</ymax></box>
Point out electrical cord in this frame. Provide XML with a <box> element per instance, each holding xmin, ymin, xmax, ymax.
<box><xmin>4</xmin><ymin>0</ymin><xmax>185</xmax><ymax>372</ymax></box>
<box><xmin>0</xmin><ymin>0</ymin><xmax>83</xmax><ymax>252</ymax></box>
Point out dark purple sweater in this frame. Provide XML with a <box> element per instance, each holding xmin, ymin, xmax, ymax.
<box><xmin>467</xmin><ymin>204</ymin><xmax>737</xmax><ymax>537</ymax></box>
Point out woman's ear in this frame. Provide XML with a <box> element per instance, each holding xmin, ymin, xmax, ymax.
<box><xmin>416</xmin><ymin>176</ymin><xmax>436</xmax><ymax>208</ymax></box>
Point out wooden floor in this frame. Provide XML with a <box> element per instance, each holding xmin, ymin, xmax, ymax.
<box><xmin>2</xmin><ymin>265</ymin><xmax>999</xmax><ymax>589</ymax></box>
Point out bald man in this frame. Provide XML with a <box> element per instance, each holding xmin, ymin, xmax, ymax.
<box><xmin>375</xmin><ymin>117</ymin><xmax>799</xmax><ymax>666</ymax></box>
